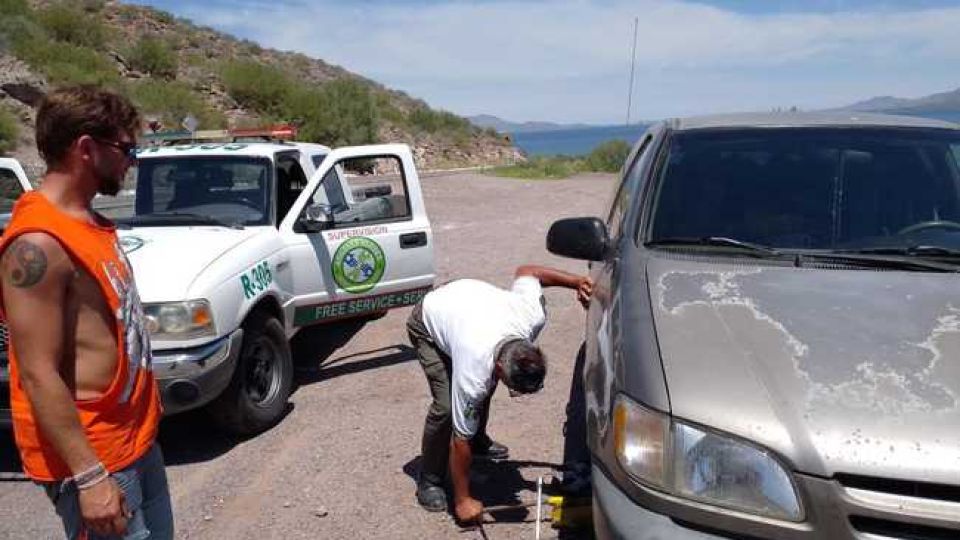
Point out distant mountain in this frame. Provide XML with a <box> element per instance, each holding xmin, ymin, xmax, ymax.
<box><xmin>467</xmin><ymin>115</ymin><xmax>592</xmax><ymax>134</ymax></box>
<box><xmin>839</xmin><ymin>87</ymin><xmax>960</xmax><ymax>117</ymax></box>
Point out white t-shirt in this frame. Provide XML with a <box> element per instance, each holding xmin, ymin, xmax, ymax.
<box><xmin>421</xmin><ymin>277</ymin><xmax>546</xmax><ymax>438</ymax></box>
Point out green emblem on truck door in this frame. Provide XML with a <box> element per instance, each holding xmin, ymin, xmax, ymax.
<box><xmin>331</xmin><ymin>237</ymin><xmax>385</xmax><ymax>294</ymax></box>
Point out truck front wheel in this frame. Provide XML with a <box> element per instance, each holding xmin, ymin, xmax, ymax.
<box><xmin>208</xmin><ymin>312</ymin><xmax>293</xmax><ymax>436</ymax></box>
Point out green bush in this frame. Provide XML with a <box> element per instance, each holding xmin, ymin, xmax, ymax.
<box><xmin>584</xmin><ymin>139</ymin><xmax>630</xmax><ymax>173</ymax></box>
<box><xmin>154</xmin><ymin>10</ymin><xmax>175</xmax><ymax>25</ymax></box>
<box><xmin>489</xmin><ymin>156</ymin><xmax>584</xmax><ymax>179</ymax></box>
<box><xmin>37</xmin><ymin>4</ymin><xmax>107</xmax><ymax>48</ymax></box>
<box><xmin>0</xmin><ymin>107</ymin><xmax>18</xmax><ymax>154</ymax></box>
<box><xmin>407</xmin><ymin>106</ymin><xmax>472</xmax><ymax>134</ymax></box>
<box><xmin>221</xmin><ymin>60</ymin><xmax>292</xmax><ymax>116</ymax></box>
<box><xmin>116</xmin><ymin>4</ymin><xmax>139</xmax><ymax>23</ymax></box>
<box><xmin>14</xmin><ymin>37</ymin><xmax>118</xmax><ymax>85</ymax></box>
<box><xmin>126</xmin><ymin>37</ymin><xmax>177</xmax><ymax>78</ymax></box>
<box><xmin>126</xmin><ymin>80</ymin><xmax>225</xmax><ymax>130</ymax></box>
<box><xmin>288</xmin><ymin>79</ymin><xmax>378</xmax><ymax>147</ymax></box>
<box><xmin>0</xmin><ymin>14</ymin><xmax>39</xmax><ymax>52</ymax></box>
<box><xmin>79</xmin><ymin>0</ymin><xmax>105</xmax><ymax>13</ymax></box>
<box><xmin>0</xmin><ymin>0</ymin><xmax>29</xmax><ymax>17</ymax></box>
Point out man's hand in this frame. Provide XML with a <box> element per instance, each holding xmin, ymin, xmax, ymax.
<box><xmin>454</xmin><ymin>496</ymin><xmax>484</xmax><ymax>524</ymax></box>
<box><xmin>78</xmin><ymin>477</ymin><xmax>128</xmax><ymax>536</ymax></box>
<box><xmin>576</xmin><ymin>276</ymin><xmax>594</xmax><ymax>308</ymax></box>
<box><xmin>515</xmin><ymin>265</ymin><xmax>594</xmax><ymax>307</ymax></box>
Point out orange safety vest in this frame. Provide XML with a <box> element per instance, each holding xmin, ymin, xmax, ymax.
<box><xmin>0</xmin><ymin>192</ymin><xmax>161</xmax><ymax>481</ymax></box>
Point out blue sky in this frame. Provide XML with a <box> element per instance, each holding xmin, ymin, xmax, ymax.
<box><xmin>130</xmin><ymin>0</ymin><xmax>960</xmax><ymax>125</ymax></box>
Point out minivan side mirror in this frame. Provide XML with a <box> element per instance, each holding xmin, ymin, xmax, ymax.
<box><xmin>547</xmin><ymin>217</ymin><xmax>609</xmax><ymax>261</ymax></box>
<box><xmin>295</xmin><ymin>203</ymin><xmax>334</xmax><ymax>233</ymax></box>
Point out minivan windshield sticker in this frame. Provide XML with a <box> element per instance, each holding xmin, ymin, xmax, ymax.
<box><xmin>331</xmin><ymin>236</ymin><xmax>386</xmax><ymax>294</ymax></box>
<box><xmin>241</xmin><ymin>260</ymin><xmax>273</xmax><ymax>299</ymax></box>
<box><xmin>119</xmin><ymin>236</ymin><xmax>145</xmax><ymax>254</ymax></box>
<box><xmin>293</xmin><ymin>287</ymin><xmax>430</xmax><ymax>326</ymax></box>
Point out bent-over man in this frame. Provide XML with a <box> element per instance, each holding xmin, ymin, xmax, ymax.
<box><xmin>407</xmin><ymin>264</ymin><xmax>591</xmax><ymax>523</ymax></box>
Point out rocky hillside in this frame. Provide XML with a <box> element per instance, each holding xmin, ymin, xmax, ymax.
<box><xmin>0</xmin><ymin>0</ymin><xmax>523</xmax><ymax>178</ymax></box>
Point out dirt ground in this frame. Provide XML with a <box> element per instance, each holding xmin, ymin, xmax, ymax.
<box><xmin>0</xmin><ymin>170</ymin><xmax>616</xmax><ymax>540</ymax></box>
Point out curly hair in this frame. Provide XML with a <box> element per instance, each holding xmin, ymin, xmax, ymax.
<box><xmin>36</xmin><ymin>85</ymin><xmax>141</xmax><ymax>168</ymax></box>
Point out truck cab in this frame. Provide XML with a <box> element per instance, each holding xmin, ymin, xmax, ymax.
<box><xmin>124</xmin><ymin>138</ymin><xmax>434</xmax><ymax>434</ymax></box>
<box><xmin>0</xmin><ymin>157</ymin><xmax>33</xmax><ymax>427</ymax></box>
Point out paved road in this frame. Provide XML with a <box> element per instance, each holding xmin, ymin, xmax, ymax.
<box><xmin>0</xmin><ymin>171</ymin><xmax>615</xmax><ymax>540</ymax></box>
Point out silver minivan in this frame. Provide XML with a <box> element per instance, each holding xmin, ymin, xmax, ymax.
<box><xmin>549</xmin><ymin>112</ymin><xmax>960</xmax><ymax>539</ymax></box>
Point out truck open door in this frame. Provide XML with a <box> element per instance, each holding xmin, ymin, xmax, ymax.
<box><xmin>278</xmin><ymin>144</ymin><xmax>434</xmax><ymax>328</ymax></box>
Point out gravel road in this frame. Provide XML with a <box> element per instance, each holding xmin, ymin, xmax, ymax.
<box><xmin>0</xmin><ymin>170</ymin><xmax>616</xmax><ymax>540</ymax></box>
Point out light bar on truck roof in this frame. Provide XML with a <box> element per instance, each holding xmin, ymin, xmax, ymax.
<box><xmin>141</xmin><ymin>124</ymin><xmax>298</xmax><ymax>145</ymax></box>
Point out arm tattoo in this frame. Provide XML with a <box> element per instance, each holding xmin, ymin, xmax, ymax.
<box><xmin>9</xmin><ymin>239</ymin><xmax>48</xmax><ymax>288</ymax></box>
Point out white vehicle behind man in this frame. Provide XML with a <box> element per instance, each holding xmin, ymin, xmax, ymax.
<box><xmin>0</xmin><ymin>157</ymin><xmax>33</xmax><ymax>426</ymax></box>
<box><xmin>118</xmin><ymin>128</ymin><xmax>434</xmax><ymax>434</ymax></box>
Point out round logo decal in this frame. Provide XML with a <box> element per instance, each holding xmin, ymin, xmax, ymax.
<box><xmin>331</xmin><ymin>237</ymin><xmax>386</xmax><ymax>293</ymax></box>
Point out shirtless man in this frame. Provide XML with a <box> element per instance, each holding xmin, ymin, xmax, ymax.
<box><xmin>0</xmin><ymin>86</ymin><xmax>170</xmax><ymax>539</ymax></box>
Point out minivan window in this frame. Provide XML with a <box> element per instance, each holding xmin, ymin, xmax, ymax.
<box><xmin>649</xmin><ymin>128</ymin><xmax>960</xmax><ymax>250</ymax></box>
<box><xmin>607</xmin><ymin>135</ymin><xmax>651</xmax><ymax>240</ymax></box>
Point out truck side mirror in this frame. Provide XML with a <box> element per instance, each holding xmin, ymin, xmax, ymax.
<box><xmin>547</xmin><ymin>217</ymin><xmax>610</xmax><ymax>261</ymax></box>
<box><xmin>295</xmin><ymin>204</ymin><xmax>334</xmax><ymax>233</ymax></box>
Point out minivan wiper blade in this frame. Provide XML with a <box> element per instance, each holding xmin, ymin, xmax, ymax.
<box><xmin>119</xmin><ymin>212</ymin><xmax>244</xmax><ymax>229</ymax></box>
<box><xmin>838</xmin><ymin>245</ymin><xmax>960</xmax><ymax>258</ymax></box>
<box><xmin>795</xmin><ymin>249</ymin><xmax>959</xmax><ymax>273</ymax></box>
<box><xmin>645</xmin><ymin>236</ymin><xmax>780</xmax><ymax>257</ymax></box>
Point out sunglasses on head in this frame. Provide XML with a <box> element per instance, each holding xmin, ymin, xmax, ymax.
<box><xmin>92</xmin><ymin>137</ymin><xmax>138</xmax><ymax>159</ymax></box>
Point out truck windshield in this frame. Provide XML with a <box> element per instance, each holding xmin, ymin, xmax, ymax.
<box><xmin>650</xmin><ymin>127</ymin><xmax>960</xmax><ymax>251</ymax></box>
<box><xmin>131</xmin><ymin>156</ymin><xmax>272</xmax><ymax>226</ymax></box>
<box><xmin>0</xmin><ymin>168</ymin><xmax>25</xmax><ymax>214</ymax></box>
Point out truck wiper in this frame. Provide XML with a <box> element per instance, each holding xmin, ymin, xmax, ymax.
<box><xmin>119</xmin><ymin>212</ymin><xmax>244</xmax><ymax>229</ymax></box>
<box><xmin>645</xmin><ymin>237</ymin><xmax>781</xmax><ymax>257</ymax></box>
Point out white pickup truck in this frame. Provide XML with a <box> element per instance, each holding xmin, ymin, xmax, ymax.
<box><xmin>0</xmin><ymin>157</ymin><xmax>33</xmax><ymax>427</ymax></box>
<box><xmin>118</xmin><ymin>140</ymin><xmax>435</xmax><ymax>434</ymax></box>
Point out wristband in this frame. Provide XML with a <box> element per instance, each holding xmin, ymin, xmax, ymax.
<box><xmin>72</xmin><ymin>462</ymin><xmax>107</xmax><ymax>489</ymax></box>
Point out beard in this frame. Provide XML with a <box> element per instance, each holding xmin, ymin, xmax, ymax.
<box><xmin>94</xmin><ymin>160</ymin><xmax>123</xmax><ymax>196</ymax></box>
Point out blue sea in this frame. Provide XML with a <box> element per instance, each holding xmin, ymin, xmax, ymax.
<box><xmin>510</xmin><ymin>111</ymin><xmax>960</xmax><ymax>157</ymax></box>
<box><xmin>511</xmin><ymin>124</ymin><xmax>648</xmax><ymax>157</ymax></box>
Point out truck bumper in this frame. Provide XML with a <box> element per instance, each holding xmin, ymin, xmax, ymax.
<box><xmin>153</xmin><ymin>329</ymin><xmax>243</xmax><ymax>415</ymax></box>
<box><xmin>593</xmin><ymin>464</ymin><xmax>727</xmax><ymax>540</ymax></box>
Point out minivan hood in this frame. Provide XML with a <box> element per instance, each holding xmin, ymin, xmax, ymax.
<box><xmin>647</xmin><ymin>256</ymin><xmax>960</xmax><ymax>483</ymax></box>
<box><xmin>119</xmin><ymin>227</ymin><xmax>259</xmax><ymax>301</ymax></box>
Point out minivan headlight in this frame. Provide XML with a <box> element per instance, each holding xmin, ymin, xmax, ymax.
<box><xmin>143</xmin><ymin>300</ymin><xmax>216</xmax><ymax>340</ymax></box>
<box><xmin>613</xmin><ymin>394</ymin><xmax>802</xmax><ymax>522</ymax></box>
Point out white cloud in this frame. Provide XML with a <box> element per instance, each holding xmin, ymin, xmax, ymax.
<box><xmin>159</xmin><ymin>0</ymin><xmax>960</xmax><ymax>123</ymax></box>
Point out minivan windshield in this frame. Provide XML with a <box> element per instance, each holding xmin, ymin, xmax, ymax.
<box><xmin>650</xmin><ymin>127</ymin><xmax>960</xmax><ymax>252</ymax></box>
<box><xmin>127</xmin><ymin>156</ymin><xmax>272</xmax><ymax>227</ymax></box>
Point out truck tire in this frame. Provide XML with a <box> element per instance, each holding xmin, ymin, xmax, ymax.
<box><xmin>208</xmin><ymin>312</ymin><xmax>292</xmax><ymax>436</ymax></box>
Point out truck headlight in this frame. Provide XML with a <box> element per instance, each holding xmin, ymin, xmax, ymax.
<box><xmin>143</xmin><ymin>300</ymin><xmax>216</xmax><ymax>340</ymax></box>
<box><xmin>613</xmin><ymin>394</ymin><xmax>803</xmax><ymax>522</ymax></box>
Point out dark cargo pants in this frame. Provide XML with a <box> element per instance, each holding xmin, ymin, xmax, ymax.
<box><xmin>407</xmin><ymin>301</ymin><xmax>493</xmax><ymax>488</ymax></box>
